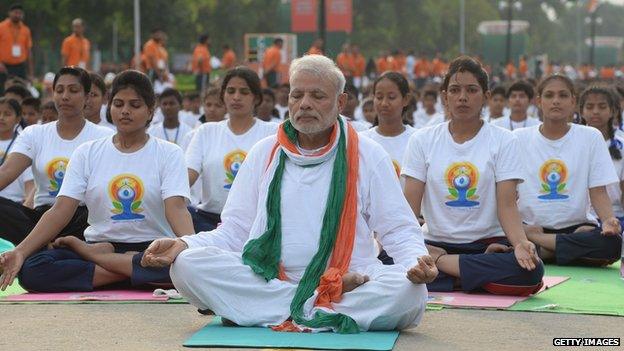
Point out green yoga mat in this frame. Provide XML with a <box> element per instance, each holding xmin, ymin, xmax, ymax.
<box><xmin>184</xmin><ymin>317</ymin><xmax>399</xmax><ymax>350</ymax></box>
<box><xmin>510</xmin><ymin>263</ymin><xmax>624</xmax><ymax>316</ymax></box>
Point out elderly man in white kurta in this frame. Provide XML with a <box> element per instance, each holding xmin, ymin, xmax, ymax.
<box><xmin>141</xmin><ymin>55</ymin><xmax>437</xmax><ymax>333</ymax></box>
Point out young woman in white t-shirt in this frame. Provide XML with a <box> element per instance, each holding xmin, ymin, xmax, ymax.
<box><xmin>0</xmin><ymin>98</ymin><xmax>34</xmax><ymax>224</ymax></box>
<box><xmin>0</xmin><ymin>67</ymin><xmax>113</xmax><ymax>246</ymax></box>
<box><xmin>517</xmin><ymin>75</ymin><xmax>622</xmax><ymax>266</ymax></box>
<box><xmin>360</xmin><ymin>71</ymin><xmax>415</xmax><ymax>179</ymax></box>
<box><xmin>0</xmin><ymin>70</ymin><xmax>194</xmax><ymax>292</ymax></box>
<box><xmin>402</xmin><ymin>56</ymin><xmax>543</xmax><ymax>295</ymax></box>
<box><xmin>186</xmin><ymin>67</ymin><xmax>278</xmax><ymax>232</ymax></box>
<box><xmin>580</xmin><ymin>85</ymin><xmax>624</xmax><ymax>225</ymax></box>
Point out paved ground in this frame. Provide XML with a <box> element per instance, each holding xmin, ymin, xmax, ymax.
<box><xmin>2</xmin><ymin>303</ymin><xmax>622</xmax><ymax>351</ymax></box>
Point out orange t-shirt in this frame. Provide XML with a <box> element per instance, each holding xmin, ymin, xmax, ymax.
<box><xmin>431</xmin><ymin>58</ymin><xmax>445</xmax><ymax>76</ymax></box>
<box><xmin>307</xmin><ymin>46</ymin><xmax>323</xmax><ymax>55</ymax></box>
<box><xmin>506</xmin><ymin>63</ymin><xmax>516</xmax><ymax>77</ymax></box>
<box><xmin>192</xmin><ymin>44</ymin><xmax>211</xmax><ymax>74</ymax></box>
<box><xmin>263</xmin><ymin>45</ymin><xmax>282</xmax><ymax>71</ymax></box>
<box><xmin>143</xmin><ymin>39</ymin><xmax>167</xmax><ymax>70</ymax></box>
<box><xmin>337</xmin><ymin>52</ymin><xmax>355</xmax><ymax>77</ymax></box>
<box><xmin>600</xmin><ymin>67</ymin><xmax>615</xmax><ymax>79</ymax></box>
<box><xmin>413</xmin><ymin>59</ymin><xmax>430</xmax><ymax>78</ymax></box>
<box><xmin>393</xmin><ymin>55</ymin><xmax>406</xmax><ymax>73</ymax></box>
<box><xmin>61</xmin><ymin>34</ymin><xmax>90</xmax><ymax>68</ymax></box>
<box><xmin>221</xmin><ymin>49</ymin><xmax>236</xmax><ymax>70</ymax></box>
<box><xmin>0</xmin><ymin>19</ymin><xmax>32</xmax><ymax>65</ymax></box>
<box><xmin>353</xmin><ymin>54</ymin><xmax>366</xmax><ymax>78</ymax></box>
<box><xmin>518</xmin><ymin>59</ymin><xmax>528</xmax><ymax>77</ymax></box>
<box><xmin>376</xmin><ymin>57</ymin><xmax>389</xmax><ymax>74</ymax></box>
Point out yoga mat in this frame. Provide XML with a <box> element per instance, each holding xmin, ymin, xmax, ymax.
<box><xmin>184</xmin><ymin>317</ymin><xmax>399</xmax><ymax>350</ymax></box>
<box><xmin>0</xmin><ymin>238</ymin><xmax>14</xmax><ymax>253</ymax></box>
<box><xmin>427</xmin><ymin>276</ymin><xmax>568</xmax><ymax>309</ymax></box>
<box><xmin>3</xmin><ymin>289</ymin><xmax>169</xmax><ymax>302</ymax></box>
<box><xmin>510</xmin><ymin>263</ymin><xmax>624</xmax><ymax>316</ymax></box>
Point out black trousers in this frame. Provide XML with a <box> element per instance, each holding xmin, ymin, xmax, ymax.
<box><xmin>0</xmin><ymin>197</ymin><xmax>89</xmax><ymax>245</ymax></box>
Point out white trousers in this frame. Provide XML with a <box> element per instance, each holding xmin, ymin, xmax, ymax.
<box><xmin>170</xmin><ymin>246</ymin><xmax>427</xmax><ymax>331</ymax></box>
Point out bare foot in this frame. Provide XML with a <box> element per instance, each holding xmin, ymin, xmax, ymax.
<box><xmin>54</xmin><ymin>237</ymin><xmax>114</xmax><ymax>261</ymax></box>
<box><xmin>425</xmin><ymin>244</ymin><xmax>447</xmax><ymax>263</ymax></box>
<box><xmin>485</xmin><ymin>243</ymin><xmax>512</xmax><ymax>254</ymax></box>
<box><xmin>342</xmin><ymin>272</ymin><xmax>370</xmax><ymax>293</ymax></box>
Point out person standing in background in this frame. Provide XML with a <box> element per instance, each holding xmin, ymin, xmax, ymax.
<box><xmin>192</xmin><ymin>34</ymin><xmax>211</xmax><ymax>94</ymax></box>
<box><xmin>0</xmin><ymin>4</ymin><xmax>33</xmax><ymax>95</ymax></box>
<box><xmin>61</xmin><ymin>18</ymin><xmax>90</xmax><ymax>69</ymax></box>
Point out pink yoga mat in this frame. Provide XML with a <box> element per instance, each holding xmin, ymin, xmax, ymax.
<box><xmin>3</xmin><ymin>289</ymin><xmax>168</xmax><ymax>302</ymax></box>
<box><xmin>427</xmin><ymin>276</ymin><xmax>569</xmax><ymax>309</ymax></box>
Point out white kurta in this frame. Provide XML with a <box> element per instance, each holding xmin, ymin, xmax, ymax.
<box><xmin>172</xmin><ymin>133</ymin><xmax>428</xmax><ymax>331</ymax></box>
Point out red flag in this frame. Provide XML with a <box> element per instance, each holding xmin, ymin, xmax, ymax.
<box><xmin>292</xmin><ymin>0</ymin><xmax>318</xmax><ymax>32</ymax></box>
<box><xmin>587</xmin><ymin>0</ymin><xmax>599</xmax><ymax>14</ymax></box>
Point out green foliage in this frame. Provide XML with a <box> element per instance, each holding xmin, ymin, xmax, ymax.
<box><xmin>4</xmin><ymin>0</ymin><xmax>624</xmax><ymax>74</ymax></box>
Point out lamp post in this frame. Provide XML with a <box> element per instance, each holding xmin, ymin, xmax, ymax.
<box><xmin>499</xmin><ymin>1</ymin><xmax>522</xmax><ymax>65</ymax></box>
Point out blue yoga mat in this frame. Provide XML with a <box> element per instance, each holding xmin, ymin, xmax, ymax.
<box><xmin>183</xmin><ymin>317</ymin><xmax>400</xmax><ymax>350</ymax></box>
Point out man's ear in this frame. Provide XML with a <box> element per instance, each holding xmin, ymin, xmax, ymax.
<box><xmin>337</xmin><ymin>92</ymin><xmax>348</xmax><ymax>112</ymax></box>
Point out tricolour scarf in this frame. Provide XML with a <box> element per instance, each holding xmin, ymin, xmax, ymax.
<box><xmin>241</xmin><ymin>117</ymin><xmax>360</xmax><ymax>333</ymax></box>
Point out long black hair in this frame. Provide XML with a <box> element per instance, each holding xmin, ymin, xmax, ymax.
<box><xmin>579</xmin><ymin>85</ymin><xmax>622</xmax><ymax>160</ymax></box>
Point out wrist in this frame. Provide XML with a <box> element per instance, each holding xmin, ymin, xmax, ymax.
<box><xmin>176</xmin><ymin>238</ymin><xmax>189</xmax><ymax>250</ymax></box>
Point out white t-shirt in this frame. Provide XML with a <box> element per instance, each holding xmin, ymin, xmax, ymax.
<box><xmin>515</xmin><ymin>124</ymin><xmax>619</xmax><ymax>229</ymax></box>
<box><xmin>412</xmin><ymin>110</ymin><xmax>441</xmax><ymax>129</ymax></box>
<box><xmin>186</xmin><ymin>119</ymin><xmax>278</xmax><ymax>214</ymax></box>
<box><xmin>275</xmin><ymin>104</ymin><xmax>288</xmax><ymax>120</ymax></box>
<box><xmin>182</xmin><ymin>134</ymin><xmax>428</xmax><ymax>280</ymax></box>
<box><xmin>402</xmin><ymin>122</ymin><xmax>524</xmax><ymax>243</ymax></box>
<box><xmin>10</xmin><ymin>121</ymin><xmax>114</xmax><ymax>207</ymax></box>
<box><xmin>181</xmin><ymin>129</ymin><xmax>202</xmax><ymax>206</ymax></box>
<box><xmin>348</xmin><ymin>119</ymin><xmax>371</xmax><ymax>132</ymax></box>
<box><xmin>599</xmin><ymin>136</ymin><xmax>624</xmax><ymax>218</ymax></box>
<box><xmin>425</xmin><ymin>113</ymin><xmax>446</xmax><ymax>127</ymax></box>
<box><xmin>147</xmin><ymin>122</ymin><xmax>194</xmax><ymax>147</ymax></box>
<box><xmin>179</xmin><ymin>110</ymin><xmax>202</xmax><ymax>129</ymax></box>
<box><xmin>97</xmin><ymin>118</ymin><xmax>116</xmax><ymax>130</ymax></box>
<box><xmin>491</xmin><ymin>115</ymin><xmax>541</xmax><ymax>131</ymax></box>
<box><xmin>0</xmin><ymin>137</ymin><xmax>33</xmax><ymax>202</ymax></box>
<box><xmin>359</xmin><ymin>125</ymin><xmax>416</xmax><ymax>178</ymax></box>
<box><xmin>58</xmin><ymin>135</ymin><xmax>190</xmax><ymax>243</ymax></box>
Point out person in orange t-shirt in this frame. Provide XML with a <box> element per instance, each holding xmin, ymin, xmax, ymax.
<box><xmin>143</xmin><ymin>28</ymin><xmax>168</xmax><ymax>82</ymax></box>
<box><xmin>391</xmin><ymin>50</ymin><xmax>406</xmax><ymax>74</ymax></box>
<box><xmin>505</xmin><ymin>61</ymin><xmax>516</xmax><ymax>80</ymax></box>
<box><xmin>0</xmin><ymin>4</ymin><xmax>33</xmax><ymax>94</ymax></box>
<box><xmin>518</xmin><ymin>56</ymin><xmax>528</xmax><ymax>78</ymax></box>
<box><xmin>336</xmin><ymin>44</ymin><xmax>355</xmax><ymax>85</ymax></box>
<box><xmin>413</xmin><ymin>54</ymin><xmax>430</xmax><ymax>89</ymax></box>
<box><xmin>431</xmin><ymin>53</ymin><xmax>445</xmax><ymax>78</ymax></box>
<box><xmin>61</xmin><ymin>18</ymin><xmax>90</xmax><ymax>69</ymax></box>
<box><xmin>221</xmin><ymin>44</ymin><xmax>237</xmax><ymax>70</ymax></box>
<box><xmin>262</xmin><ymin>38</ymin><xmax>283</xmax><ymax>88</ymax></box>
<box><xmin>600</xmin><ymin>65</ymin><xmax>616</xmax><ymax>80</ymax></box>
<box><xmin>192</xmin><ymin>34</ymin><xmax>211</xmax><ymax>93</ymax></box>
<box><xmin>307</xmin><ymin>38</ymin><xmax>324</xmax><ymax>56</ymax></box>
<box><xmin>351</xmin><ymin>45</ymin><xmax>366</xmax><ymax>89</ymax></box>
<box><xmin>376</xmin><ymin>51</ymin><xmax>389</xmax><ymax>76</ymax></box>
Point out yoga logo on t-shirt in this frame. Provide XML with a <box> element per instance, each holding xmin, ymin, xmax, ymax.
<box><xmin>538</xmin><ymin>159</ymin><xmax>569</xmax><ymax>200</ymax></box>
<box><xmin>444</xmin><ymin>162</ymin><xmax>480</xmax><ymax>207</ymax></box>
<box><xmin>391</xmin><ymin>159</ymin><xmax>401</xmax><ymax>178</ymax></box>
<box><xmin>223</xmin><ymin>149</ymin><xmax>247</xmax><ymax>189</ymax></box>
<box><xmin>108</xmin><ymin>174</ymin><xmax>145</xmax><ymax>220</ymax></box>
<box><xmin>46</xmin><ymin>157</ymin><xmax>69</xmax><ymax>196</ymax></box>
